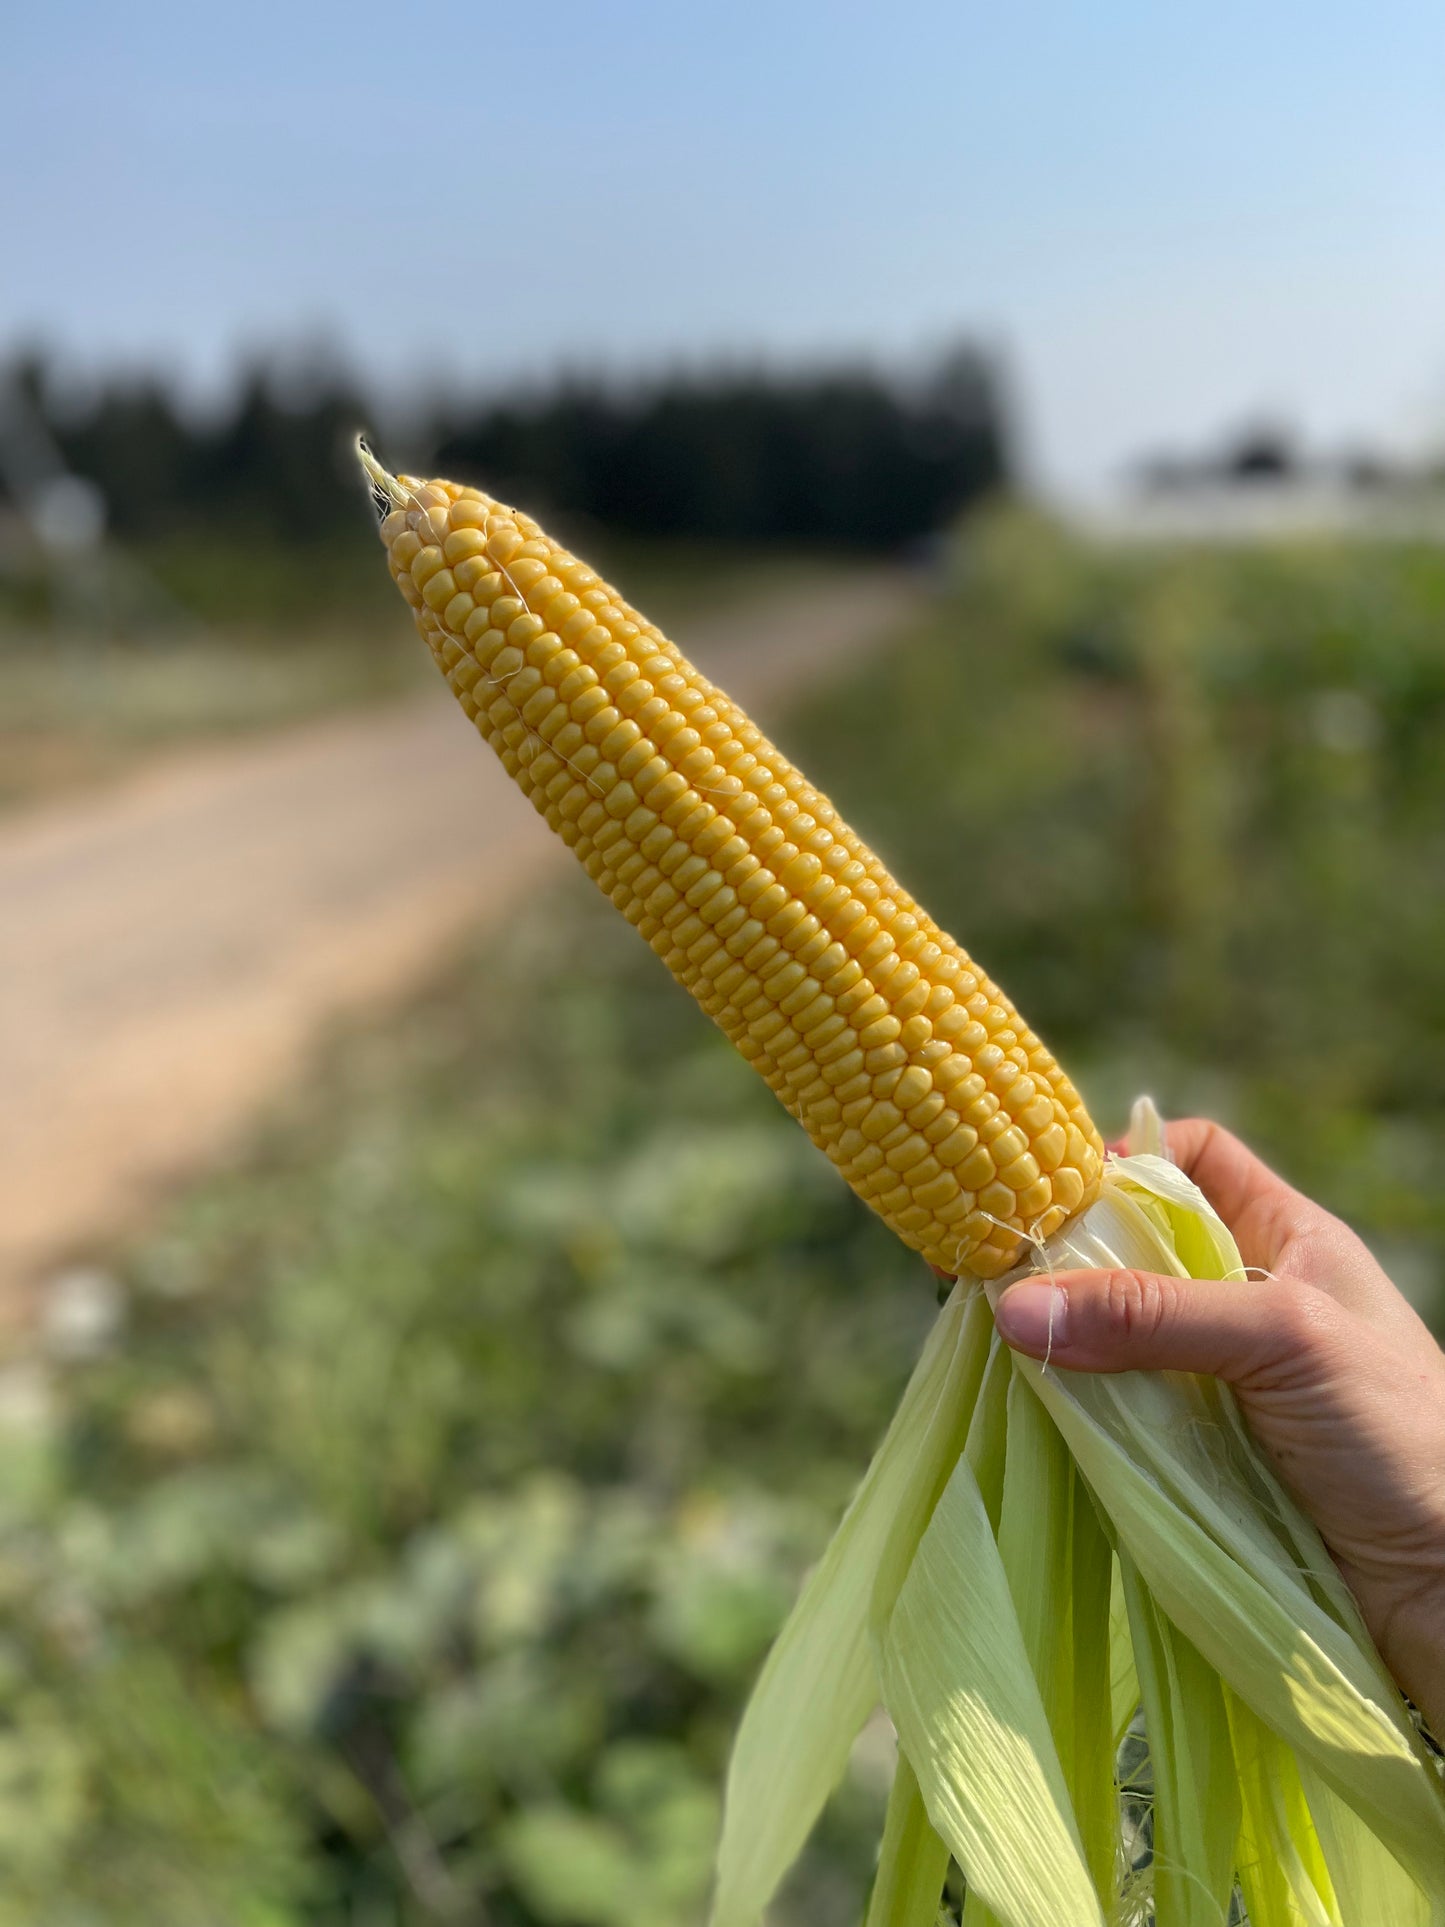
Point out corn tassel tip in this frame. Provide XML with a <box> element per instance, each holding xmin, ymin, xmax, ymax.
<box><xmin>355</xmin><ymin>435</ymin><xmax>410</xmax><ymax>519</ymax></box>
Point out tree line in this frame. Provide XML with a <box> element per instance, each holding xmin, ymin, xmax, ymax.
<box><xmin>0</xmin><ymin>345</ymin><xmax>1010</xmax><ymax>552</ymax></box>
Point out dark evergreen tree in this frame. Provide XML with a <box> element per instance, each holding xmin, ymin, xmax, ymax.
<box><xmin>1</xmin><ymin>344</ymin><xmax>1011</xmax><ymax>551</ymax></box>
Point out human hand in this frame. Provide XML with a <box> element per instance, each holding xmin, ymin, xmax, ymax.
<box><xmin>993</xmin><ymin>1118</ymin><xmax>1445</xmax><ymax>1737</ymax></box>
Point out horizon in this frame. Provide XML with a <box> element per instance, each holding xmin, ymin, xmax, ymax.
<box><xmin>6</xmin><ymin>0</ymin><xmax>1443</xmax><ymax>500</ymax></box>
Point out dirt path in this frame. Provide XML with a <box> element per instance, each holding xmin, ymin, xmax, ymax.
<box><xmin>0</xmin><ymin>571</ymin><xmax>919</xmax><ymax>1314</ymax></box>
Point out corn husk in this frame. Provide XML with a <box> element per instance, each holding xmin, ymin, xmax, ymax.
<box><xmin>710</xmin><ymin>1101</ymin><xmax>1445</xmax><ymax>1927</ymax></box>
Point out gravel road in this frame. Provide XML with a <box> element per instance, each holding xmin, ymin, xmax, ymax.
<box><xmin>0</xmin><ymin>571</ymin><xmax>919</xmax><ymax>1317</ymax></box>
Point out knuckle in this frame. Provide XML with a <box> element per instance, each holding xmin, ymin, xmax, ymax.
<box><xmin>1322</xmin><ymin>1216</ymin><xmax>1382</xmax><ymax>1283</ymax></box>
<box><xmin>1268</xmin><ymin>1279</ymin><xmax>1340</xmax><ymax>1359</ymax></box>
<box><xmin>1101</xmin><ymin>1268</ymin><xmax>1176</xmax><ymax>1341</ymax></box>
<box><xmin>1169</xmin><ymin>1116</ymin><xmax>1218</xmax><ymax>1159</ymax></box>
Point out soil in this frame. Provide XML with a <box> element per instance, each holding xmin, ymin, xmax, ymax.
<box><xmin>0</xmin><ymin>571</ymin><xmax>920</xmax><ymax>1322</ymax></box>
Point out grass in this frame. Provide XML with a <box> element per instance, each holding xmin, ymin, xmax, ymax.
<box><xmin>3</xmin><ymin>512</ymin><xmax>1444</xmax><ymax>1922</ymax></box>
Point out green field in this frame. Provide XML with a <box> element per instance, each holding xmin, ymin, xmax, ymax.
<box><xmin>3</xmin><ymin>515</ymin><xmax>1443</xmax><ymax>1922</ymax></box>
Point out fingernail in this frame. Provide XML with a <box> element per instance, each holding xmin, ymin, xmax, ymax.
<box><xmin>996</xmin><ymin>1283</ymin><xmax>1068</xmax><ymax>1355</ymax></box>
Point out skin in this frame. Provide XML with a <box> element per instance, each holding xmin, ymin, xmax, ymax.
<box><xmin>988</xmin><ymin>1118</ymin><xmax>1445</xmax><ymax>1738</ymax></box>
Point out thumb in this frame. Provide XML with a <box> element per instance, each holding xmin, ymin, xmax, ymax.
<box><xmin>994</xmin><ymin>1268</ymin><xmax>1339</xmax><ymax>1387</ymax></box>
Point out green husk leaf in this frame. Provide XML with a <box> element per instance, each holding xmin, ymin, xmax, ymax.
<box><xmin>1055</xmin><ymin>1388</ymin><xmax>1445</xmax><ymax>1910</ymax></box>
<box><xmin>1112</xmin><ymin>1151</ymin><xmax>1247</xmax><ymax>1285</ymax></box>
<box><xmin>709</xmin><ymin>1283</ymin><xmax>988</xmax><ymax>1927</ymax></box>
<box><xmin>878</xmin><ymin>1451</ymin><xmax>1105</xmax><ymax>1927</ymax></box>
<box><xmin>1226</xmin><ymin>1690</ymin><xmax>1338</xmax><ymax>1927</ymax></box>
<box><xmin>1062</xmin><ymin>1471</ymin><xmax>1119</xmax><ymax>1900</ymax></box>
<box><xmin>1016</xmin><ymin>1167</ymin><xmax>1445</xmax><ymax>1909</ymax></box>
<box><xmin>961</xmin><ymin>1324</ymin><xmax>1012</xmax><ymax>1527</ymax></box>
<box><xmin>1118</xmin><ymin>1551</ymin><xmax>1239</xmax><ymax>1926</ymax></box>
<box><xmin>1297</xmin><ymin>1756</ymin><xmax>1433</xmax><ymax>1927</ymax></box>
<box><xmin>997</xmin><ymin>1370</ymin><xmax>1116</xmax><ymax>1904</ymax></box>
<box><xmin>868</xmin><ymin>1287</ymin><xmax>995</xmax><ymax>1647</ymax></box>
<box><xmin>1124</xmin><ymin>1094</ymin><xmax>1167</xmax><ymax>1158</ymax></box>
<box><xmin>960</xmin><ymin>1371</ymin><xmax>1087</xmax><ymax>1927</ymax></box>
<box><xmin>864</xmin><ymin>1752</ymin><xmax>951</xmax><ymax>1927</ymax></box>
<box><xmin>1109</xmin><ymin>1556</ymin><xmax>1141</xmax><ymax>1750</ymax></box>
<box><xmin>955</xmin><ymin>1337</ymin><xmax>1017</xmax><ymax>1927</ymax></box>
<box><xmin>998</xmin><ymin>1371</ymin><xmax>1073</xmax><ymax>1731</ymax></box>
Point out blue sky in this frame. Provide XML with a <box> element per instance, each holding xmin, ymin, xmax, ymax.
<box><xmin>5</xmin><ymin>0</ymin><xmax>1442</xmax><ymax>493</ymax></box>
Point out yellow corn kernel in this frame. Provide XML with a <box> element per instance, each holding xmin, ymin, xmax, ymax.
<box><xmin>359</xmin><ymin>441</ymin><xmax>1104</xmax><ymax>1277</ymax></box>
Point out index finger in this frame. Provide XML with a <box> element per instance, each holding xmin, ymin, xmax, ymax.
<box><xmin>1161</xmin><ymin>1117</ymin><xmax>1417</xmax><ymax>1334</ymax></box>
<box><xmin>1163</xmin><ymin>1117</ymin><xmax>1297</xmax><ymax>1270</ymax></box>
<box><xmin>1163</xmin><ymin>1125</ymin><xmax>1287</xmax><ymax>1225</ymax></box>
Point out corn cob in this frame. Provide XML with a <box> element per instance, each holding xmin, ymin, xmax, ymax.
<box><xmin>359</xmin><ymin>441</ymin><xmax>1103</xmax><ymax>1278</ymax></box>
